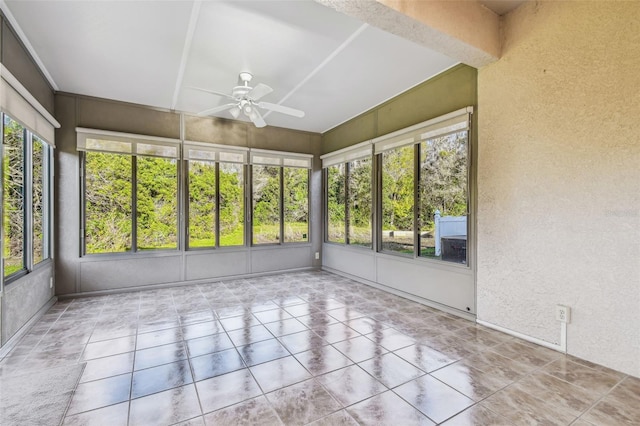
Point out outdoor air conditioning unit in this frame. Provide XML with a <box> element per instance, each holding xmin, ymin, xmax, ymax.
<box><xmin>441</xmin><ymin>235</ymin><xmax>467</xmax><ymax>264</ymax></box>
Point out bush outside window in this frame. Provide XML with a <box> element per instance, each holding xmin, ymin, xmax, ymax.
<box><xmin>325</xmin><ymin>158</ymin><xmax>371</xmax><ymax>247</ymax></box>
<box><xmin>253</xmin><ymin>163</ymin><xmax>309</xmax><ymax>245</ymax></box>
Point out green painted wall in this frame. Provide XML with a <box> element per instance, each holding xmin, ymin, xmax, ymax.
<box><xmin>0</xmin><ymin>15</ymin><xmax>55</xmax><ymax>114</ymax></box>
<box><xmin>321</xmin><ymin>64</ymin><xmax>477</xmax><ymax>154</ymax></box>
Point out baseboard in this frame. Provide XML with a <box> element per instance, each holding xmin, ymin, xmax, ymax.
<box><xmin>58</xmin><ymin>267</ymin><xmax>320</xmax><ymax>300</ymax></box>
<box><xmin>476</xmin><ymin>318</ymin><xmax>567</xmax><ymax>353</ymax></box>
<box><xmin>0</xmin><ymin>296</ymin><xmax>58</xmax><ymax>360</ymax></box>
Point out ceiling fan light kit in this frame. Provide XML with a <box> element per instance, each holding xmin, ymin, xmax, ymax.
<box><xmin>193</xmin><ymin>72</ymin><xmax>305</xmax><ymax>128</ymax></box>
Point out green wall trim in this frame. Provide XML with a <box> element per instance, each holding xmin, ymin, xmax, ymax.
<box><xmin>321</xmin><ymin>64</ymin><xmax>477</xmax><ymax>154</ymax></box>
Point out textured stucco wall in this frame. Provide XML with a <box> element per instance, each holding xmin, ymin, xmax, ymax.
<box><xmin>478</xmin><ymin>1</ymin><xmax>640</xmax><ymax>376</ymax></box>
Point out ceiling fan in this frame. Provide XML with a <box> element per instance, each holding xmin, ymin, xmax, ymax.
<box><xmin>191</xmin><ymin>72</ymin><xmax>305</xmax><ymax>128</ymax></box>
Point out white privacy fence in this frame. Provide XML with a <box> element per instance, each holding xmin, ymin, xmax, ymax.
<box><xmin>434</xmin><ymin>210</ymin><xmax>467</xmax><ymax>256</ymax></box>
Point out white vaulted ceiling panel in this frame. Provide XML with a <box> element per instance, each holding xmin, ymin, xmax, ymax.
<box><xmin>265</xmin><ymin>25</ymin><xmax>458</xmax><ymax>132</ymax></box>
<box><xmin>5</xmin><ymin>1</ymin><xmax>193</xmax><ymax>108</ymax></box>
<box><xmin>175</xmin><ymin>0</ymin><xmax>363</xmax><ymax>119</ymax></box>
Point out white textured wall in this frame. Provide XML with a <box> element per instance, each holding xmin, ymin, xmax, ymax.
<box><xmin>478</xmin><ymin>1</ymin><xmax>640</xmax><ymax>377</ymax></box>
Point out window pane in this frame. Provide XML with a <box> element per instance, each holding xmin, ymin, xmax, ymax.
<box><xmin>3</xmin><ymin>116</ymin><xmax>25</xmax><ymax>276</ymax></box>
<box><xmin>419</xmin><ymin>132</ymin><xmax>468</xmax><ymax>264</ymax></box>
<box><xmin>219</xmin><ymin>162</ymin><xmax>244</xmax><ymax>247</ymax></box>
<box><xmin>85</xmin><ymin>152</ymin><xmax>132</xmax><ymax>253</ymax></box>
<box><xmin>347</xmin><ymin>158</ymin><xmax>372</xmax><ymax>247</ymax></box>
<box><xmin>283</xmin><ymin>167</ymin><xmax>308</xmax><ymax>243</ymax></box>
<box><xmin>381</xmin><ymin>145</ymin><xmax>414</xmax><ymax>255</ymax></box>
<box><xmin>326</xmin><ymin>164</ymin><xmax>345</xmax><ymax>243</ymax></box>
<box><xmin>252</xmin><ymin>165</ymin><xmax>280</xmax><ymax>244</ymax></box>
<box><xmin>136</xmin><ymin>143</ymin><xmax>177</xmax><ymax>158</ymax></box>
<box><xmin>85</xmin><ymin>138</ymin><xmax>131</xmax><ymax>153</ymax></box>
<box><xmin>32</xmin><ymin>136</ymin><xmax>47</xmax><ymax>264</ymax></box>
<box><xmin>137</xmin><ymin>156</ymin><xmax>178</xmax><ymax>250</ymax></box>
<box><xmin>188</xmin><ymin>160</ymin><xmax>216</xmax><ymax>248</ymax></box>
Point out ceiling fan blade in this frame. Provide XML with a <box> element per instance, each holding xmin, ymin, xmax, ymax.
<box><xmin>257</xmin><ymin>101</ymin><xmax>305</xmax><ymax>118</ymax></box>
<box><xmin>229</xmin><ymin>106</ymin><xmax>241</xmax><ymax>119</ymax></box>
<box><xmin>189</xmin><ymin>86</ymin><xmax>236</xmax><ymax>100</ymax></box>
<box><xmin>248</xmin><ymin>109</ymin><xmax>267</xmax><ymax>128</ymax></box>
<box><xmin>248</xmin><ymin>83</ymin><xmax>273</xmax><ymax>101</ymax></box>
<box><xmin>197</xmin><ymin>103</ymin><xmax>237</xmax><ymax>116</ymax></box>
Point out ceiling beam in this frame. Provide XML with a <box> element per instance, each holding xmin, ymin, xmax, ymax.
<box><xmin>314</xmin><ymin>0</ymin><xmax>501</xmax><ymax>68</ymax></box>
<box><xmin>171</xmin><ymin>0</ymin><xmax>201</xmax><ymax>111</ymax></box>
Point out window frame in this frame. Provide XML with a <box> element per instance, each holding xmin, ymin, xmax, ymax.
<box><xmin>321</xmin><ymin>141</ymin><xmax>373</xmax><ymax>249</ymax></box>
<box><xmin>250</xmin><ymin>149</ymin><xmax>312</xmax><ymax>247</ymax></box>
<box><xmin>1</xmin><ymin>113</ymin><xmax>54</xmax><ymax>284</ymax></box>
<box><xmin>78</xmin><ymin>129</ymin><xmax>181</xmax><ymax>256</ymax></box>
<box><xmin>322</xmin><ymin>107</ymin><xmax>472</xmax><ymax>267</ymax></box>
<box><xmin>184</xmin><ymin>140</ymin><xmax>249</xmax><ymax>251</ymax></box>
<box><xmin>374</xmin><ymin>108</ymin><xmax>472</xmax><ymax>265</ymax></box>
<box><xmin>185</xmin><ymin>159</ymin><xmax>247</xmax><ymax>250</ymax></box>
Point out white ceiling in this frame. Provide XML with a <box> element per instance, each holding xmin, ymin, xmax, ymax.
<box><xmin>3</xmin><ymin>1</ymin><xmax>520</xmax><ymax>133</ymax></box>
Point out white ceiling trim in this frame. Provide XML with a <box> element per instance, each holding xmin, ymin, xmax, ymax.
<box><xmin>263</xmin><ymin>22</ymin><xmax>369</xmax><ymax>120</ymax></box>
<box><xmin>171</xmin><ymin>0</ymin><xmax>201</xmax><ymax>110</ymax></box>
<box><xmin>0</xmin><ymin>0</ymin><xmax>58</xmax><ymax>91</ymax></box>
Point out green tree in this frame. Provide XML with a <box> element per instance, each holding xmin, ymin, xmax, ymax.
<box><xmin>3</xmin><ymin>116</ymin><xmax>25</xmax><ymax>275</ymax></box>
<box><xmin>419</xmin><ymin>132</ymin><xmax>468</xmax><ymax>231</ymax></box>
<box><xmin>326</xmin><ymin>164</ymin><xmax>345</xmax><ymax>243</ymax></box>
<box><xmin>136</xmin><ymin>156</ymin><xmax>178</xmax><ymax>250</ymax></box>
<box><xmin>85</xmin><ymin>152</ymin><xmax>132</xmax><ymax>253</ymax></box>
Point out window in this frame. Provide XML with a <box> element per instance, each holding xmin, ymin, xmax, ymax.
<box><xmin>218</xmin><ymin>163</ymin><xmax>245</xmax><ymax>246</ymax></box>
<box><xmin>3</xmin><ymin>115</ymin><xmax>26</xmax><ymax>276</ymax></box>
<box><xmin>79</xmin><ymin>134</ymin><xmax>313</xmax><ymax>253</ymax></box>
<box><xmin>84</xmin><ymin>152</ymin><xmax>132</xmax><ymax>253</ymax></box>
<box><xmin>136</xmin><ymin>156</ymin><xmax>178</xmax><ymax>250</ymax></box>
<box><xmin>2</xmin><ymin>114</ymin><xmax>53</xmax><ymax>279</ymax></box>
<box><xmin>418</xmin><ymin>132</ymin><xmax>468</xmax><ymax>261</ymax></box>
<box><xmin>251</xmin><ymin>150</ymin><xmax>311</xmax><ymax>245</ymax></box>
<box><xmin>381</xmin><ymin>145</ymin><xmax>414</xmax><ymax>255</ymax></box>
<box><xmin>347</xmin><ymin>158</ymin><xmax>372</xmax><ymax>247</ymax></box>
<box><xmin>32</xmin><ymin>135</ymin><xmax>50</xmax><ymax>264</ymax></box>
<box><xmin>78</xmin><ymin>129</ymin><xmax>180</xmax><ymax>254</ymax></box>
<box><xmin>253</xmin><ymin>165</ymin><xmax>281</xmax><ymax>244</ymax></box>
<box><xmin>283</xmin><ymin>166</ymin><xmax>309</xmax><ymax>243</ymax></box>
<box><xmin>322</xmin><ymin>142</ymin><xmax>372</xmax><ymax>247</ymax></box>
<box><xmin>188</xmin><ymin>160</ymin><xmax>216</xmax><ymax>248</ymax></box>
<box><xmin>326</xmin><ymin>164</ymin><xmax>345</xmax><ymax>243</ymax></box>
<box><xmin>185</xmin><ymin>142</ymin><xmax>247</xmax><ymax>249</ymax></box>
<box><xmin>375</xmin><ymin>107</ymin><xmax>471</xmax><ymax>264</ymax></box>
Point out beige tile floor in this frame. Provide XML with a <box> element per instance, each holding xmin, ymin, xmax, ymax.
<box><xmin>1</xmin><ymin>270</ymin><xmax>638</xmax><ymax>425</ymax></box>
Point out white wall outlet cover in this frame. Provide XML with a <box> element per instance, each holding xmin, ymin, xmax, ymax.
<box><xmin>555</xmin><ymin>305</ymin><xmax>571</xmax><ymax>323</ymax></box>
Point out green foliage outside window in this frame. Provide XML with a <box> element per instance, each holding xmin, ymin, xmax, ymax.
<box><xmin>326</xmin><ymin>159</ymin><xmax>372</xmax><ymax>247</ymax></box>
<box><xmin>253</xmin><ymin>165</ymin><xmax>281</xmax><ymax>244</ymax></box>
<box><xmin>284</xmin><ymin>167</ymin><xmax>309</xmax><ymax>243</ymax></box>
<box><xmin>85</xmin><ymin>152</ymin><xmax>132</xmax><ymax>253</ymax></box>
<box><xmin>3</xmin><ymin>116</ymin><xmax>25</xmax><ymax>276</ymax></box>
<box><xmin>326</xmin><ymin>164</ymin><xmax>345</xmax><ymax>243</ymax></box>
<box><xmin>253</xmin><ymin>165</ymin><xmax>309</xmax><ymax>245</ymax></box>
<box><xmin>85</xmin><ymin>153</ymin><xmax>178</xmax><ymax>253</ymax></box>
<box><xmin>32</xmin><ymin>136</ymin><xmax>46</xmax><ymax>264</ymax></box>
<box><xmin>188</xmin><ymin>160</ymin><xmax>244</xmax><ymax>248</ymax></box>
<box><xmin>136</xmin><ymin>156</ymin><xmax>178</xmax><ymax>250</ymax></box>
<box><xmin>347</xmin><ymin>159</ymin><xmax>372</xmax><ymax>247</ymax></box>
<box><xmin>381</xmin><ymin>145</ymin><xmax>415</xmax><ymax>255</ymax></box>
<box><xmin>419</xmin><ymin>132</ymin><xmax>468</xmax><ymax>258</ymax></box>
